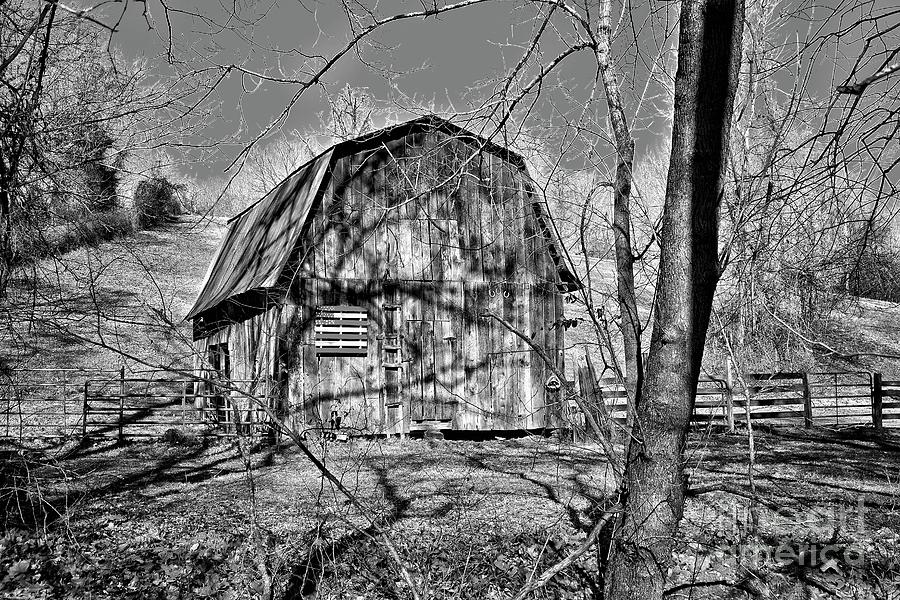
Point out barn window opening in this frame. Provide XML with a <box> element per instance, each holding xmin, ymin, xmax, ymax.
<box><xmin>315</xmin><ymin>305</ymin><xmax>369</xmax><ymax>357</ymax></box>
<box><xmin>208</xmin><ymin>343</ymin><xmax>230</xmax><ymax>379</ymax></box>
<box><xmin>205</xmin><ymin>342</ymin><xmax>232</xmax><ymax>428</ymax></box>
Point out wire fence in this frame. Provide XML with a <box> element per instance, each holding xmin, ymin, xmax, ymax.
<box><xmin>1</xmin><ymin>367</ymin><xmax>276</xmax><ymax>442</ymax></box>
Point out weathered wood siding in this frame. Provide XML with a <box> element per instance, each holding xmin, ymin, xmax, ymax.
<box><xmin>193</xmin><ymin>306</ymin><xmax>281</xmax><ymax>416</ymax></box>
<box><xmin>194</xmin><ymin>125</ymin><xmax>569</xmax><ymax>433</ymax></box>
<box><xmin>293</xmin><ymin>130</ymin><xmax>559</xmax><ymax>287</ymax></box>
<box><xmin>278</xmin><ymin>277</ymin><xmax>564</xmax><ymax>433</ymax></box>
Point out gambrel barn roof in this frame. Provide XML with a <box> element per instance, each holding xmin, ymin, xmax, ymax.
<box><xmin>187</xmin><ymin>115</ymin><xmax>578</xmax><ymax>320</ymax></box>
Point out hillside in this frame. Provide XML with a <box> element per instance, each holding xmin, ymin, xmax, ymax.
<box><xmin>563</xmin><ymin>257</ymin><xmax>900</xmax><ymax>380</ymax></box>
<box><xmin>1</xmin><ymin>216</ymin><xmax>227</xmax><ymax>374</ymax></box>
<box><xmin>2</xmin><ymin>221</ymin><xmax>899</xmax><ymax>380</ymax></box>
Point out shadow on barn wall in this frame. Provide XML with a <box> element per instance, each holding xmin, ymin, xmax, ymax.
<box><xmin>187</xmin><ymin>116</ymin><xmax>580</xmax><ymax>436</ymax></box>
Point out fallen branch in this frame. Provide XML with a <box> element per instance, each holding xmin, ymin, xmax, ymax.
<box><xmin>511</xmin><ymin>506</ymin><xmax>619</xmax><ymax>600</ymax></box>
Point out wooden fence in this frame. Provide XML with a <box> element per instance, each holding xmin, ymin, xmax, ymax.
<box><xmin>575</xmin><ymin>365</ymin><xmax>900</xmax><ymax>430</ymax></box>
<box><xmin>1</xmin><ymin>367</ymin><xmax>275</xmax><ymax>442</ymax></box>
<box><xmin>3</xmin><ymin>366</ymin><xmax>898</xmax><ymax>441</ymax></box>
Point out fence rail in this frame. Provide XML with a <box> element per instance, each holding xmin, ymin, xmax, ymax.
<box><xmin>574</xmin><ymin>364</ymin><xmax>900</xmax><ymax>431</ymax></box>
<box><xmin>1</xmin><ymin>367</ymin><xmax>275</xmax><ymax>441</ymax></box>
<box><xmin>3</xmin><ymin>365</ymin><xmax>898</xmax><ymax>442</ymax></box>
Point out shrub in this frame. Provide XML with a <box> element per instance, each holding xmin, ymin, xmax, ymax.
<box><xmin>848</xmin><ymin>242</ymin><xmax>900</xmax><ymax>302</ymax></box>
<box><xmin>53</xmin><ymin>209</ymin><xmax>135</xmax><ymax>254</ymax></box>
<box><xmin>133</xmin><ymin>176</ymin><xmax>182</xmax><ymax>229</ymax></box>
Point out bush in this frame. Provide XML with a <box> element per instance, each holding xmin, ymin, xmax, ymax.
<box><xmin>52</xmin><ymin>208</ymin><xmax>134</xmax><ymax>254</ymax></box>
<box><xmin>133</xmin><ymin>176</ymin><xmax>182</xmax><ymax>229</ymax></box>
<box><xmin>848</xmin><ymin>244</ymin><xmax>900</xmax><ymax>302</ymax></box>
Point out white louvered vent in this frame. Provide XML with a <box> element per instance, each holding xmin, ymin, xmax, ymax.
<box><xmin>315</xmin><ymin>305</ymin><xmax>368</xmax><ymax>357</ymax></box>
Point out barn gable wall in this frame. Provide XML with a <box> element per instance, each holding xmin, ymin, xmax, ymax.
<box><xmin>291</xmin><ymin>130</ymin><xmax>558</xmax><ymax>287</ymax></box>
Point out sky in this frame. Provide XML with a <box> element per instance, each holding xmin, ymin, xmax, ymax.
<box><xmin>101</xmin><ymin>0</ymin><xmax>676</xmax><ymax>180</ymax></box>
<box><xmin>96</xmin><ymin>0</ymin><xmax>899</xmax><ymax>185</ymax></box>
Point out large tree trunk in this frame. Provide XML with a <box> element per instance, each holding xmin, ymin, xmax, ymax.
<box><xmin>604</xmin><ymin>2</ymin><xmax>744</xmax><ymax>599</ymax></box>
<box><xmin>597</xmin><ymin>0</ymin><xmax>641</xmax><ymax>428</ymax></box>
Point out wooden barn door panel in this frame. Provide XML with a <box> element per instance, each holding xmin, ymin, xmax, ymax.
<box><xmin>316</xmin><ymin>356</ymin><xmax>336</xmax><ymax>426</ymax></box>
<box><xmin>433</xmin><ymin>320</ymin><xmax>458</xmax><ymax>422</ymax></box>
<box><xmin>489</xmin><ymin>351</ymin><xmax>531</xmax><ymax>429</ymax></box>
<box><xmin>315</xmin><ymin>355</ymin><xmax>375</xmax><ymax>431</ymax></box>
<box><xmin>335</xmin><ymin>357</ymin><xmax>371</xmax><ymax>430</ymax></box>
<box><xmin>405</xmin><ymin>318</ymin><xmax>458</xmax><ymax>423</ymax></box>
<box><xmin>489</xmin><ymin>353</ymin><xmax>508</xmax><ymax>428</ymax></box>
<box><xmin>406</xmin><ymin>320</ymin><xmax>433</xmax><ymax>421</ymax></box>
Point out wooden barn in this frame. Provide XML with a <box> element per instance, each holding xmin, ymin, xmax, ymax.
<box><xmin>186</xmin><ymin>115</ymin><xmax>579</xmax><ymax>435</ymax></box>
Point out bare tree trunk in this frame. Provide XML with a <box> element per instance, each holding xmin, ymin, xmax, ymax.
<box><xmin>604</xmin><ymin>1</ymin><xmax>744</xmax><ymax>599</ymax></box>
<box><xmin>597</xmin><ymin>0</ymin><xmax>641</xmax><ymax>429</ymax></box>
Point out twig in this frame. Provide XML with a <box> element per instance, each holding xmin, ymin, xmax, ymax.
<box><xmin>837</xmin><ymin>61</ymin><xmax>900</xmax><ymax>95</ymax></box>
<box><xmin>511</xmin><ymin>506</ymin><xmax>619</xmax><ymax>600</ymax></box>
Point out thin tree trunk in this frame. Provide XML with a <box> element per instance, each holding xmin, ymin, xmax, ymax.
<box><xmin>597</xmin><ymin>0</ymin><xmax>641</xmax><ymax>429</ymax></box>
<box><xmin>604</xmin><ymin>2</ymin><xmax>744</xmax><ymax>599</ymax></box>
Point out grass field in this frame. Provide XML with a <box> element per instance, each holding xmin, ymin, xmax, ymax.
<box><xmin>1</xmin><ymin>427</ymin><xmax>898</xmax><ymax>599</ymax></box>
<box><xmin>1</xmin><ymin>216</ymin><xmax>227</xmax><ymax>374</ymax></box>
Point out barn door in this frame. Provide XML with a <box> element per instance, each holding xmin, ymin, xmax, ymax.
<box><xmin>313</xmin><ymin>305</ymin><xmax>376</xmax><ymax>432</ymax></box>
<box><xmin>489</xmin><ymin>351</ymin><xmax>528</xmax><ymax>429</ymax></box>
<box><xmin>405</xmin><ymin>319</ymin><xmax>456</xmax><ymax>423</ymax></box>
<box><xmin>316</xmin><ymin>355</ymin><xmax>370</xmax><ymax>431</ymax></box>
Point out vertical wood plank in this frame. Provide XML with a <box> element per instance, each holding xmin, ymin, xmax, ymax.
<box><xmin>432</xmin><ymin>320</ymin><xmax>448</xmax><ymax>421</ymax></box>
<box><xmin>422</xmin><ymin>320</ymin><xmax>436</xmax><ymax>420</ymax></box>
<box><xmin>802</xmin><ymin>372</ymin><xmax>813</xmax><ymax>428</ymax></box>
<box><xmin>552</xmin><ymin>290</ymin><xmax>565</xmax><ymax>376</ymax></box>
<box><xmin>478</xmin><ymin>156</ymin><xmax>497</xmax><ymax>281</ymax></box>
<box><xmin>512</xmin><ymin>171</ymin><xmax>528</xmax><ymax>283</ymax></box>
<box><xmin>506</xmin><ymin>284</ymin><xmax>518</xmax><ymax>428</ymax></box>
<box><xmin>462</xmin><ymin>153</ymin><xmax>484</xmax><ymax>281</ymax></box>
<box><xmin>364</xmin><ymin>280</ymin><xmax>381</xmax><ymax>432</ymax></box>
<box><xmin>516</xmin><ymin>282</ymin><xmax>532</xmax><ymax>428</ymax></box>
<box><xmin>531</xmin><ymin>284</ymin><xmax>547</xmax><ymax>428</ymax></box>
<box><xmin>475</xmin><ymin>283</ymin><xmax>491</xmax><ymax>429</ymax></box>
<box><xmin>498</xmin><ymin>162</ymin><xmax>514</xmax><ymax>280</ymax></box>
<box><xmin>447</xmin><ymin>281</ymin><xmax>464</xmax><ymax>427</ymax></box>
<box><xmin>487</xmin><ymin>285</ymin><xmax>502</xmax><ymax>428</ymax></box>
<box><xmin>460</xmin><ymin>281</ymin><xmax>479</xmax><ymax>430</ymax></box>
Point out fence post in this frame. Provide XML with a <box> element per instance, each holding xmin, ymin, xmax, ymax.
<box><xmin>801</xmin><ymin>372</ymin><xmax>813</xmax><ymax>428</ymax></box>
<box><xmin>82</xmin><ymin>380</ymin><xmax>89</xmax><ymax>438</ymax></box>
<box><xmin>61</xmin><ymin>373</ymin><xmax>68</xmax><ymax>434</ymax></box>
<box><xmin>872</xmin><ymin>372</ymin><xmax>883</xmax><ymax>430</ymax></box>
<box><xmin>118</xmin><ymin>365</ymin><xmax>125</xmax><ymax>444</ymax></box>
<box><xmin>725</xmin><ymin>359</ymin><xmax>735</xmax><ymax>433</ymax></box>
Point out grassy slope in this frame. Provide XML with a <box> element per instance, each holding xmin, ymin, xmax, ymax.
<box><xmin>3</xmin><ymin>222</ymin><xmax>898</xmax><ymax>381</ymax></box>
<box><xmin>823</xmin><ymin>297</ymin><xmax>900</xmax><ymax>378</ymax></box>
<box><xmin>2</xmin><ymin>216</ymin><xmax>227</xmax><ymax>374</ymax></box>
<box><xmin>564</xmin><ymin>258</ymin><xmax>900</xmax><ymax>380</ymax></box>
